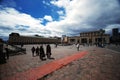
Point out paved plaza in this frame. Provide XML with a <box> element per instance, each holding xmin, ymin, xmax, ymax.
<box><xmin>0</xmin><ymin>44</ymin><xmax>120</xmax><ymax>80</ymax></box>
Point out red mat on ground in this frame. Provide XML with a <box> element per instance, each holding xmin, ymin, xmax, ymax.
<box><xmin>4</xmin><ymin>51</ymin><xmax>88</xmax><ymax>80</ymax></box>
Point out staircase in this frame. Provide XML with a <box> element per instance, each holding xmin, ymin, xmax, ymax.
<box><xmin>4</xmin><ymin>43</ymin><xmax>26</xmax><ymax>56</ymax></box>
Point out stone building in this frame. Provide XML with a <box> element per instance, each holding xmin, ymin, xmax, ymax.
<box><xmin>8</xmin><ymin>33</ymin><xmax>61</xmax><ymax>45</ymax></box>
<box><xmin>63</xmin><ymin>29</ymin><xmax>110</xmax><ymax>45</ymax></box>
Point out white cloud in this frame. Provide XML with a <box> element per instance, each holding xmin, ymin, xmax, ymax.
<box><xmin>43</xmin><ymin>15</ymin><xmax>53</xmax><ymax>22</ymax></box>
<box><xmin>0</xmin><ymin>8</ymin><xmax>43</xmax><ymax>28</ymax></box>
<box><xmin>50</xmin><ymin>0</ymin><xmax>120</xmax><ymax>35</ymax></box>
<box><xmin>42</xmin><ymin>1</ymin><xmax>50</xmax><ymax>6</ymax></box>
<box><xmin>0</xmin><ymin>7</ymin><xmax>63</xmax><ymax>37</ymax></box>
<box><xmin>0</xmin><ymin>0</ymin><xmax>120</xmax><ymax>39</ymax></box>
<box><xmin>51</xmin><ymin>0</ymin><xmax>71</xmax><ymax>8</ymax></box>
<box><xmin>105</xmin><ymin>24</ymin><xmax>120</xmax><ymax>34</ymax></box>
<box><xmin>0</xmin><ymin>8</ymin><xmax>50</xmax><ymax>36</ymax></box>
<box><xmin>57</xmin><ymin>10</ymin><xmax>64</xmax><ymax>15</ymax></box>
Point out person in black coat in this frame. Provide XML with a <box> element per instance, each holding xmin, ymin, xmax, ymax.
<box><xmin>31</xmin><ymin>46</ymin><xmax>35</xmax><ymax>57</ymax></box>
<box><xmin>35</xmin><ymin>46</ymin><xmax>39</xmax><ymax>56</ymax></box>
<box><xmin>39</xmin><ymin>45</ymin><xmax>46</xmax><ymax>61</ymax></box>
<box><xmin>46</xmin><ymin>44</ymin><xmax>52</xmax><ymax>59</ymax></box>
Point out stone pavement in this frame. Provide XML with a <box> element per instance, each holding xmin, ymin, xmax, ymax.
<box><xmin>106</xmin><ymin>44</ymin><xmax>120</xmax><ymax>52</ymax></box>
<box><xmin>42</xmin><ymin>46</ymin><xmax>120</xmax><ymax>80</ymax></box>
<box><xmin>0</xmin><ymin>44</ymin><xmax>86</xmax><ymax>80</ymax></box>
<box><xmin>0</xmin><ymin>44</ymin><xmax>120</xmax><ymax>80</ymax></box>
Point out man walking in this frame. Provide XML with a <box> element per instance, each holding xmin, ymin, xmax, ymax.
<box><xmin>31</xmin><ymin>46</ymin><xmax>35</xmax><ymax>57</ymax></box>
<box><xmin>46</xmin><ymin>44</ymin><xmax>51</xmax><ymax>59</ymax></box>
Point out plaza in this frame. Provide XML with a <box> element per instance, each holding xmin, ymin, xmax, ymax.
<box><xmin>1</xmin><ymin>0</ymin><xmax>120</xmax><ymax>80</ymax></box>
<box><xmin>0</xmin><ymin>44</ymin><xmax>120</xmax><ymax>80</ymax></box>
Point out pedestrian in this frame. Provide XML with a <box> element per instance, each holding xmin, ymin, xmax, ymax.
<box><xmin>21</xmin><ymin>44</ymin><xmax>24</xmax><ymax>48</ymax></box>
<box><xmin>31</xmin><ymin>46</ymin><xmax>35</xmax><ymax>57</ymax></box>
<box><xmin>46</xmin><ymin>44</ymin><xmax>53</xmax><ymax>59</ymax></box>
<box><xmin>76</xmin><ymin>43</ymin><xmax>80</xmax><ymax>51</ymax></box>
<box><xmin>5</xmin><ymin>44</ymin><xmax>9</xmax><ymax>59</ymax></box>
<box><xmin>39</xmin><ymin>45</ymin><xmax>46</xmax><ymax>61</ymax></box>
<box><xmin>36</xmin><ymin>46</ymin><xmax>39</xmax><ymax>56</ymax></box>
<box><xmin>55</xmin><ymin>43</ymin><xmax>57</xmax><ymax>48</ymax></box>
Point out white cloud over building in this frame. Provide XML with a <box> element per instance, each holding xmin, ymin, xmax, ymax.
<box><xmin>0</xmin><ymin>0</ymin><xmax>120</xmax><ymax>40</ymax></box>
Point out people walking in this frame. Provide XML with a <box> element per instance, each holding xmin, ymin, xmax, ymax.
<box><xmin>55</xmin><ymin>43</ymin><xmax>57</xmax><ymax>48</ymax></box>
<box><xmin>39</xmin><ymin>45</ymin><xmax>46</xmax><ymax>61</ymax></box>
<box><xmin>31</xmin><ymin>46</ymin><xmax>35</xmax><ymax>57</ymax></box>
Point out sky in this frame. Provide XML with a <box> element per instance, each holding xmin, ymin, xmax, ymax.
<box><xmin>0</xmin><ymin>0</ymin><xmax>120</xmax><ymax>40</ymax></box>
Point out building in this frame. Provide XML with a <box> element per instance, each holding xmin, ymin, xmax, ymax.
<box><xmin>63</xmin><ymin>29</ymin><xmax>110</xmax><ymax>45</ymax></box>
<box><xmin>0</xmin><ymin>38</ymin><xmax>3</xmax><ymax>43</ymax></box>
<box><xmin>112</xmin><ymin>28</ymin><xmax>119</xmax><ymax>36</ymax></box>
<box><xmin>8</xmin><ymin>33</ymin><xmax>61</xmax><ymax>45</ymax></box>
<box><xmin>111</xmin><ymin>28</ymin><xmax>120</xmax><ymax>43</ymax></box>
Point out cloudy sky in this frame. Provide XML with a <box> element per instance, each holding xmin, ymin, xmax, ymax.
<box><xmin>0</xmin><ymin>0</ymin><xmax>120</xmax><ymax>40</ymax></box>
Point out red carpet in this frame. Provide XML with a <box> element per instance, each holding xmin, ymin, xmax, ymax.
<box><xmin>4</xmin><ymin>51</ymin><xmax>88</xmax><ymax>80</ymax></box>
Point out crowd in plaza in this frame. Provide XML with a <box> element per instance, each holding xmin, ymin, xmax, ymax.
<box><xmin>31</xmin><ymin>44</ymin><xmax>54</xmax><ymax>61</ymax></box>
<box><xmin>1</xmin><ymin>42</ymin><xmax>120</xmax><ymax>64</ymax></box>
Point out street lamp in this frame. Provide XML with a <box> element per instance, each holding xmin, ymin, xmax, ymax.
<box><xmin>99</xmin><ymin>29</ymin><xmax>105</xmax><ymax>47</ymax></box>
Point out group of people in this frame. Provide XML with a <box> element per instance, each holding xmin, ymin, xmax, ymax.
<box><xmin>31</xmin><ymin>44</ymin><xmax>53</xmax><ymax>61</ymax></box>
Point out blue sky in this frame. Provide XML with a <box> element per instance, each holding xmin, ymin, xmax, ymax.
<box><xmin>0</xmin><ymin>0</ymin><xmax>120</xmax><ymax>40</ymax></box>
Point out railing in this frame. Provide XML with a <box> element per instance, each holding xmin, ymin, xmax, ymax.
<box><xmin>4</xmin><ymin>43</ymin><xmax>26</xmax><ymax>56</ymax></box>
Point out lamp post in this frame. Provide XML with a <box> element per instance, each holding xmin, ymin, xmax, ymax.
<box><xmin>99</xmin><ymin>29</ymin><xmax>105</xmax><ymax>47</ymax></box>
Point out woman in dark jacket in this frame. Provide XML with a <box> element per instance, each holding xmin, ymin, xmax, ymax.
<box><xmin>36</xmin><ymin>46</ymin><xmax>39</xmax><ymax>56</ymax></box>
<box><xmin>39</xmin><ymin>45</ymin><xmax>46</xmax><ymax>60</ymax></box>
<box><xmin>46</xmin><ymin>44</ymin><xmax>51</xmax><ymax>59</ymax></box>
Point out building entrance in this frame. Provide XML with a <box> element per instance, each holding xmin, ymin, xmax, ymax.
<box><xmin>81</xmin><ymin>38</ymin><xmax>87</xmax><ymax>43</ymax></box>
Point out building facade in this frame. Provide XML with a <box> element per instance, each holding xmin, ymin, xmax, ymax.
<box><xmin>8</xmin><ymin>33</ymin><xmax>61</xmax><ymax>45</ymax></box>
<box><xmin>63</xmin><ymin>30</ymin><xmax>110</xmax><ymax>45</ymax></box>
<box><xmin>111</xmin><ymin>28</ymin><xmax>120</xmax><ymax>43</ymax></box>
